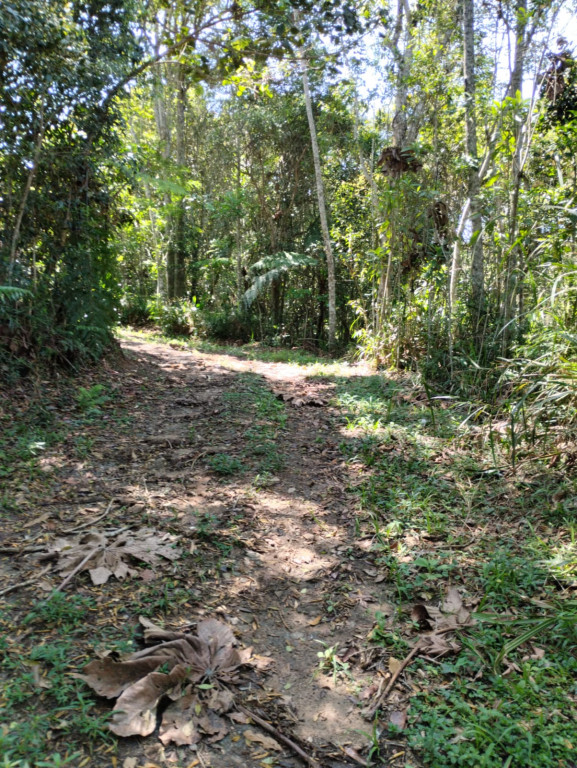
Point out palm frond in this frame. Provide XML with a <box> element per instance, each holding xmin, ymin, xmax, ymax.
<box><xmin>0</xmin><ymin>286</ymin><xmax>32</xmax><ymax>302</ymax></box>
<box><xmin>243</xmin><ymin>252</ymin><xmax>317</xmax><ymax>308</ymax></box>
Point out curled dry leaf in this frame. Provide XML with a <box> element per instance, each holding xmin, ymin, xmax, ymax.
<box><xmin>389</xmin><ymin>709</ymin><xmax>407</xmax><ymax>730</ymax></box>
<box><xmin>244</xmin><ymin>728</ymin><xmax>283</xmax><ymax>752</ymax></box>
<box><xmin>412</xmin><ymin>587</ymin><xmax>474</xmax><ymax>634</ymax></box>
<box><xmin>75</xmin><ymin>618</ymin><xmax>273</xmax><ymax>744</ymax></box>
<box><xmin>45</xmin><ymin>528</ymin><xmax>180</xmax><ymax>585</ymax></box>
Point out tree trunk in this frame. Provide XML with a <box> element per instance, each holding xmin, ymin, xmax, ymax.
<box><xmin>392</xmin><ymin>0</ymin><xmax>414</xmax><ymax>149</ymax></box>
<box><xmin>298</xmin><ymin>49</ymin><xmax>337</xmax><ymax>349</ymax></box>
<box><xmin>168</xmin><ymin>63</ymin><xmax>188</xmax><ymax>299</ymax></box>
<box><xmin>353</xmin><ymin>99</ymin><xmax>391</xmax><ymax>324</ymax></box>
<box><xmin>236</xmin><ymin>134</ymin><xmax>244</xmax><ymax>308</ymax></box>
<box><xmin>503</xmin><ymin>0</ymin><xmax>528</xmax><ymax>347</ymax></box>
<box><xmin>463</xmin><ymin>0</ymin><xmax>484</xmax><ymax>317</ymax></box>
<box><xmin>8</xmin><ymin>101</ymin><xmax>45</xmax><ymax>282</ymax></box>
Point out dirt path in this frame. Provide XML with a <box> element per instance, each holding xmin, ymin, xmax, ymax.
<box><xmin>106</xmin><ymin>338</ymin><xmax>388</xmax><ymax>766</ymax></box>
<box><xmin>4</xmin><ymin>334</ymin><xmax>577</xmax><ymax>768</ymax></box>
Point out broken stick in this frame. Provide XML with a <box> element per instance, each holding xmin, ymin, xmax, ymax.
<box><xmin>55</xmin><ymin>546</ymin><xmax>103</xmax><ymax>591</ymax></box>
<box><xmin>0</xmin><ymin>565</ymin><xmax>52</xmax><ymax>598</ymax></box>
<box><xmin>63</xmin><ymin>498</ymin><xmax>116</xmax><ymax>534</ymax></box>
<box><xmin>239</xmin><ymin>705</ymin><xmax>321</xmax><ymax>768</ymax></box>
<box><xmin>366</xmin><ymin>625</ymin><xmax>473</xmax><ymax>719</ymax></box>
<box><xmin>365</xmin><ymin>642</ymin><xmax>422</xmax><ymax>719</ymax></box>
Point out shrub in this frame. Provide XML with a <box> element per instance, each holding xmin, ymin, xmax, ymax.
<box><xmin>199</xmin><ymin>309</ymin><xmax>251</xmax><ymax>342</ymax></box>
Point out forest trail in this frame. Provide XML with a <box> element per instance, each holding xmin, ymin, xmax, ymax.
<box><xmin>3</xmin><ymin>333</ymin><xmax>575</xmax><ymax>767</ymax></box>
<box><xmin>113</xmin><ymin>336</ymin><xmax>386</xmax><ymax>766</ymax></box>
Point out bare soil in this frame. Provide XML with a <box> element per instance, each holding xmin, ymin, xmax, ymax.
<box><xmin>1</xmin><ymin>336</ymin><xmax>408</xmax><ymax>768</ymax></box>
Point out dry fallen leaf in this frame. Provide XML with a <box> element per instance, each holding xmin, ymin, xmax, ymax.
<box><xmin>244</xmin><ymin>728</ymin><xmax>283</xmax><ymax>751</ymax></box>
<box><xmin>44</xmin><ymin>528</ymin><xmax>181</xmax><ymax>585</ymax></box>
<box><xmin>389</xmin><ymin>709</ymin><xmax>407</xmax><ymax>730</ymax></box>
<box><xmin>413</xmin><ymin>587</ymin><xmax>474</xmax><ymax>634</ymax></box>
<box><xmin>342</xmin><ymin>746</ymin><xmax>367</xmax><ymax>765</ymax></box>
<box><xmin>76</xmin><ymin>618</ymin><xmax>272</xmax><ymax>744</ymax></box>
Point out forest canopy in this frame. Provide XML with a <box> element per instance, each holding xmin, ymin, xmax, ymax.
<box><xmin>1</xmin><ymin>0</ymin><xmax>576</xmax><ymax>406</ymax></box>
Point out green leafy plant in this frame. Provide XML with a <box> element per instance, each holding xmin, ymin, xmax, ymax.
<box><xmin>207</xmin><ymin>452</ymin><xmax>244</xmax><ymax>475</ymax></box>
<box><xmin>75</xmin><ymin>384</ymin><xmax>109</xmax><ymax>415</ymax></box>
<box><xmin>23</xmin><ymin>592</ymin><xmax>95</xmax><ymax>630</ymax></box>
<box><xmin>315</xmin><ymin>643</ymin><xmax>351</xmax><ymax>684</ymax></box>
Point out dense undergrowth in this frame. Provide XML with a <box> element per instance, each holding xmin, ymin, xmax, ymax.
<box><xmin>328</xmin><ymin>371</ymin><xmax>577</xmax><ymax>767</ymax></box>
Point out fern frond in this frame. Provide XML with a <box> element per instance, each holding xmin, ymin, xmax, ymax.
<box><xmin>243</xmin><ymin>252</ymin><xmax>317</xmax><ymax>308</ymax></box>
<box><xmin>0</xmin><ymin>286</ymin><xmax>32</xmax><ymax>302</ymax></box>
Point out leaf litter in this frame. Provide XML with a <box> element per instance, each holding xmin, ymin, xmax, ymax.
<box><xmin>76</xmin><ymin>617</ymin><xmax>273</xmax><ymax>745</ymax></box>
<box><xmin>43</xmin><ymin>528</ymin><xmax>181</xmax><ymax>585</ymax></box>
<box><xmin>366</xmin><ymin>587</ymin><xmax>475</xmax><ymax>718</ymax></box>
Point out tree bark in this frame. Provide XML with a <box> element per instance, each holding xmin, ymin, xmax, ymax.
<box><xmin>236</xmin><ymin>134</ymin><xmax>244</xmax><ymax>308</ymax></box>
<box><xmin>168</xmin><ymin>63</ymin><xmax>188</xmax><ymax>299</ymax></box>
<box><xmin>503</xmin><ymin>0</ymin><xmax>528</xmax><ymax>347</ymax></box>
<box><xmin>463</xmin><ymin>0</ymin><xmax>484</xmax><ymax>317</ymax></box>
<box><xmin>353</xmin><ymin>99</ymin><xmax>391</xmax><ymax>323</ymax></box>
<box><xmin>392</xmin><ymin>0</ymin><xmax>414</xmax><ymax>149</ymax></box>
<box><xmin>298</xmin><ymin>49</ymin><xmax>337</xmax><ymax>349</ymax></box>
<box><xmin>8</xmin><ymin>101</ymin><xmax>45</xmax><ymax>281</ymax></box>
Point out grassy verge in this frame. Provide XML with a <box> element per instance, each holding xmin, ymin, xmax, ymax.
<box><xmin>325</xmin><ymin>371</ymin><xmax>577</xmax><ymax>768</ymax></box>
<box><xmin>115</xmin><ymin>325</ymin><xmax>335</xmax><ymax>366</ymax></box>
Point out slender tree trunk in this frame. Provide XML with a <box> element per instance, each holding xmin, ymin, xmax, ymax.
<box><xmin>298</xmin><ymin>49</ymin><xmax>337</xmax><ymax>349</ymax></box>
<box><xmin>463</xmin><ymin>0</ymin><xmax>484</xmax><ymax>318</ymax></box>
<box><xmin>236</xmin><ymin>135</ymin><xmax>244</xmax><ymax>308</ymax></box>
<box><xmin>151</xmin><ymin>25</ymin><xmax>170</xmax><ymax>298</ymax></box>
<box><xmin>503</xmin><ymin>0</ymin><xmax>528</xmax><ymax>347</ymax></box>
<box><xmin>392</xmin><ymin>0</ymin><xmax>414</xmax><ymax>149</ymax></box>
<box><xmin>8</xmin><ymin>102</ymin><xmax>45</xmax><ymax>282</ymax></box>
<box><xmin>169</xmin><ymin>63</ymin><xmax>188</xmax><ymax>299</ymax></box>
<box><xmin>353</xmin><ymin>101</ymin><xmax>391</xmax><ymax>324</ymax></box>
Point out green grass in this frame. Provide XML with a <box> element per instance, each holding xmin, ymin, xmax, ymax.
<box><xmin>207</xmin><ymin>452</ymin><xmax>245</xmax><ymax>475</ymax></box>
<box><xmin>116</xmin><ymin>325</ymin><xmax>332</xmax><ymax>366</ymax></box>
<box><xmin>304</xmin><ymin>365</ymin><xmax>577</xmax><ymax>767</ymax></box>
<box><xmin>408</xmin><ymin>638</ymin><xmax>577</xmax><ymax>767</ymax></box>
<box><xmin>221</xmin><ymin>372</ymin><xmax>288</xmax><ymax>477</ymax></box>
<box><xmin>0</xmin><ymin>631</ymin><xmax>112</xmax><ymax>765</ymax></box>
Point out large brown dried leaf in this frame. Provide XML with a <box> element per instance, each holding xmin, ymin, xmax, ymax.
<box><xmin>413</xmin><ymin>587</ymin><xmax>473</xmax><ymax>633</ymax></box>
<box><xmin>159</xmin><ymin>693</ymin><xmax>202</xmax><ymax>746</ymax></box>
<box><xmin>111</xmin><ymin>665</ymin><xmax>189</xmax><ymax>737</ymax></box>
<box><xmin>77</xmin><ymin>619</ymin><xmax>271</xmax><ymax>742</ymax></box>
<box><xmin>47</xmin><ymin>528</ymin><xmax>180</xmax><ymax>585</ymax></box>
<box><xmin>75</xmin><ymin>657</ymin><xmax>166</xmax><ymax>698</ymax></box>
<box><xmin>419</xmin><ymin>631</ymin><xmax>461</xmax><ymax>657</ymax></box>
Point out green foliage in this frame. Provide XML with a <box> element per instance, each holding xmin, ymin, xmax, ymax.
<box><xmin>207</xmin><ymin>452</ymin><xmax>244</xmax><ymax>475</ymax></box>
<box><xmin>75</xmin><ymin>384</ymin><xmax>110</xmax><ymax>415</ymax></box>
<box><xmin>243</xmin><ymin>252</ymin><xmax>318</xmax><ymax>308</ymax></box>
<box><xmin>0</xmin><ymin>287</ymin><xmax>32</xmax><ymax>302</ymax></box>
<box><xmin>199</xmin><ymin>309</ymin><xmax>251</xmax><ymax>342</ymax></box>
<box><xmin>0</xmin><ymin>0</ymin><xmax>141</xmax><ymax>368</ymax></box>
<box><xmin>23</xmin><ymin>592</ymin><xmax>95</xmax><ymax>630</ymax></box>
<box><xmin>0</xmin><ymin>636</ymin><xmax>109</xmax><ymax>765</ymax></box>
<box><xmin>147</xmin><ymin>298</ymin><xmax>199</xmax><ymax>336</ymax></box>
<box><xmin>409</xmin><ymin>652</ymin><xmax>577</xmax><ymax>767</ymax></box>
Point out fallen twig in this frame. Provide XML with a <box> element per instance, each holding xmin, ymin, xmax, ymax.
<box><xmin>63</xmin><ymin>499</ymin><xmax>116</xmax><ymax>534</ymax></box>
<box><xmin>239</xmin><ymin>705</ymin><xmax>321</xmax><ymax>768</ymax></box>
<box><xmin>366</xmin><ymin>625</ymin><xmax>473</xmax><ymax>719</ymax></box>
<box><xmin>186</xmin><ymin>451</ymin><xmax>207</xmax><ymax>470</ymax></box>
<box><xmin>365</xmin><ymin>642</ymin><xmax>422</xmax><ymax>719</ymax></box>
<box><xmin>55</xmin><ymin>546</ymin><xmax>103</xmax><ymax>591</ymax></box>
<box><xmin>0</xmin><ymin>565</ymin><xmax>52</xmax><ymax>597</ymax></box>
